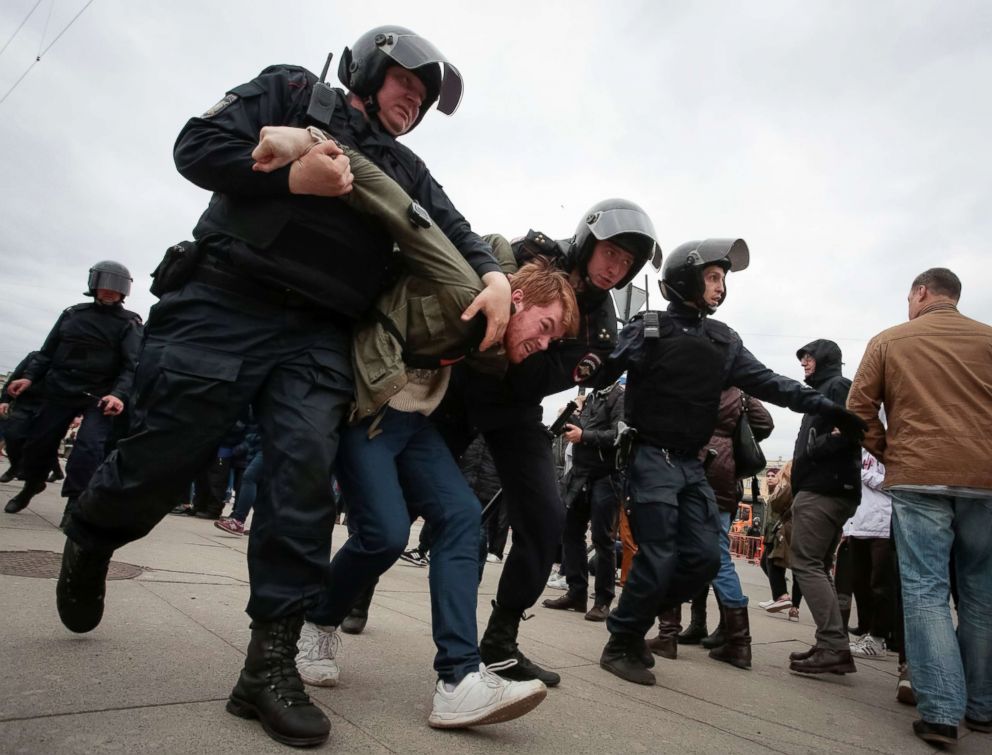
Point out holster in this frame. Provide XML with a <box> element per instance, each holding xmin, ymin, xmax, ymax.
<box><xmin>149</xmin><ymin>240</ymin><xmax>205</xmax><ymax>298</ymax></box>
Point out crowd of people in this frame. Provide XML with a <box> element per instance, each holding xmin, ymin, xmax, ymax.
<box><xmin>0</xmin><ymin>23</ymin><xmax>989</xmax><ymax>751</ymax></box>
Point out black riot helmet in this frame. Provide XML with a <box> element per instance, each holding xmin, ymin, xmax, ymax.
<box><xmin>568</xmin><ymin>199</ymin><xmax>662</xmax><ymax>290</ymax></box>
<box><xmin>338</xmin><ymin>26</ymin><xmax>464</xmax><ymax>131</ymax></box>
<box><xmin>86</xmin><ymin>260</ymin><xmax>132</xmax><ymax>299</ymax></box>
<box><xmin>659</xmin><ymin>239</ymin><xmax>749</xmax><ymax>314</ymax></box>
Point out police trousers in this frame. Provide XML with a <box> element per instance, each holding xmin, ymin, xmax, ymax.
<box><xmin>67</xmin><ymin>281</ymin><xmax>353</xmax><ymax>621</ymax></box>
<box><xmin>607</xmin><ymin>447</ymin><xmax>722</xmax><ymax>638</ymax></box>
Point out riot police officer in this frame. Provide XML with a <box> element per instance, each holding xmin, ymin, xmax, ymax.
<box><xmin>434</xmin><ymin>198</ymin><xmax>661</xmax><ymax>686</ymax></box>
<box><xmin>56</xmin><ymin>26</ymin><xmax>507</xmax><ymax>748</ymax></box>
<box><xmin>595</xmin><ymin>239</ymin><xmax>867</xmax><ymax>686</ymax></box>
<box><xmin>4</xmin><ymin>262</ymin><xmax>140</xmax><ymax>520</ymax></box>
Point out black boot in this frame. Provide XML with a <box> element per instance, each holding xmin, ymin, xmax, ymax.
<box><xmin>341</xmin><ymin>580</ymin><xmax>376</xmax><ymax>635</ymax></box>
<box><xmin>678</xmin><ymin>586</ymin><xmax>709</xmax><ymax>644</ymax></box>
<box><xmin>480</xmin><ymin>600</ymin><xmax>561</xmax><ymax>687</ymax></box>
<box><xmin>227</xmin><ymin>615</ymin><xmax>330</xmax><ymax>747</ymax></box>
<box><xmin>56</xmin><ymin>537</ymin><xmax>112</xmax><ymax>633</ymax></box>
<box><xmin>700</xmin><ymin>604</ymin><xmax>726</xmax><ymax>650</ymax></box>
<box><xmin>47</xmin><ymin>464</ymin><xmax>65</xmax><ymax>483</ymax></box>
<box><xmin>5</xmin><ymin>481</ymin><xmax>45</xmax><ymax>513</ymax></box>
<box><xmin>0</xmin><ymin>467</ymin><xmax>17</xmax><ymax>484</ymax></box>
<box><xmin>646</xmin><ymin>606</ymin><xmax>681</xmax><ymax>660</ymax></box>
<box><xmin>541</xmin><ymin>592</ymin><xmax>588</xmax><ymax>612</ymax></box>
<box><xmin>600</xmin><ymin>633</ymin><xmax>656</xmax><ymax>685</ymax></box>
<box><xmin>708</xmin><ymin>606</ymin><xmax>752</xmax><ymax>669</ymax></box>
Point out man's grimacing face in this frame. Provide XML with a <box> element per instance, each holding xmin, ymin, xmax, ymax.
<box><xmin>376</xmin><ymin>66</ymin><xmax>427</xmax><ymax>136</ymax></box>
<box><xmin>502</xmin><ymin>289</ymin><xmax>566</xmax><ymax>364</ymax></box>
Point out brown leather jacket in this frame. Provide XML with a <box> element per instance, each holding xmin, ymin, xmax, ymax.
<box><xmin>700</xmin><ymin>387</ymin><xmax>775</xmax><ymax>513</ymax></box>
<box><xmin>848</xmin><ymin>302</ymin><xmax>992</xmax><ymax>490</ymax></box>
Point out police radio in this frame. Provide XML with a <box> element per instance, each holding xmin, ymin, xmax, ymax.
<box><xmin>306</xmin><ymin>53</ymin><xmax>337</xmax><ymax>128</ymax></box>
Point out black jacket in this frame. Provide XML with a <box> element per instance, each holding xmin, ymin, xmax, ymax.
<box><xmin>22</xmin><ymin>303</ymin><xmax>142</xmax><ymax>405</ymax></box>
<box><xmin>791</xmin><ymin>340</ymin><xmax>862</xmax><ymax>500</ymax></box>
<box><xmin>174</xmin><ymin>65</ymin><xmax>499</xmax><ymax>317</ymax></box>
<box><xmin>603</xmin><ymin>303</ymin><xmax>839</xmax><ymax>453</ymax></box>
<box><xmin>571</xmin><ymin>382</ymin><xmax>625</xmax><ymax>477</ymax></box>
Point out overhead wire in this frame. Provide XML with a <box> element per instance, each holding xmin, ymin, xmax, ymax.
<box><xmin>0</xmin><ymin>0</ymin><xmax>95</xmax><ymax>107</ymax></box>
<box><xmin>0</xmin><ymin>0</ymin><xmax>43</xmax><ymax>60</ymax></box>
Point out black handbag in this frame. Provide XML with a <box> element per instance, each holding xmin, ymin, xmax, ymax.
<box><xmin>733</xmin><ymin>393</ymin><xmax>767</xmax><ymax>478</ymax></box>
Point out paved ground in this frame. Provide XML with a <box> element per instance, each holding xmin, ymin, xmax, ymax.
<box><xmin>0</xmin><ymin>469</ymin><xmax>984</xmax><ymax>754</ymax></box>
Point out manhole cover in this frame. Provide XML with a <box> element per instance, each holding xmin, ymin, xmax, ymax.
<box><xmin>0</xmin><ymin>550</ymin><xmax>144</xmax><ymax>580</ymax></box>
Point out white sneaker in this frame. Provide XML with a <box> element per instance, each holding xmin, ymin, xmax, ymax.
<box><xmin>850</xmin><ymin>634</ymin><xmax>889</xmax><ymax>660</ymax></box>
<box><xmin>486</xmin><ymin>553</ymin><xmax>502</xmax><ymax>564</ymax></box>
<box><xmin>764</xmin><ymin>595</ymin><xmax>793</xmax><ymax>613</ymax></box>
<box><xmin>546</xmin><ymin>574</ymin><xmax>568</xmax><ymax>590</ymax></box>
<box><xmin>428</xmin><ymin>661</ymin><xmax>547</xmax><ymax>729</ymax></box>
<box><xmin>296</xmin><ymin>621</ymin><xmax>341</xmax><ymax>686</ymax></box>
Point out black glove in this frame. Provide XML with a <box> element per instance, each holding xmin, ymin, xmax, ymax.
<box><xmin>823</xmin><ymin>404</ymin><xmax>868</xmax><ymax>442</ymax></box>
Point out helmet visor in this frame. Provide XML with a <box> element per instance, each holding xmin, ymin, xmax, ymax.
<box><xmin>377</xmin><ymin>33</ymin><xmax>463</xmax><ymax>114</ymax></box>
<box><xmin>694</xmin><ymin>238</ymin><xmax>749</xmax><ymax>272</ymax></box>
<box><xmin>88</xmin><ymin>270</ymin><xmax>132</xmax><ymax>297</ymax></box>
<box><xmin>587</xmin><ymin>207</ymin><xmax>662</xmax><ymax>270</ymax></box>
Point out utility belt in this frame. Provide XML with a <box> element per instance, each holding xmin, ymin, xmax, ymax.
<box><xmin>615</xmin><ymin>423</ymin><xmax>703</xmax><ymax>471</ymax></box>
<box><xmin>189</xmin><ymin>262</ymin><xmax>320</xmax><ymax>311</ymax></box>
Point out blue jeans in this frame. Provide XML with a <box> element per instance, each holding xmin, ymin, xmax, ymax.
<box><xmin>891</xmin><ymin>490</ymin><xmax>992</xmax><ymax>726</ymax></box>
<box><xmin>712</xmin><ymin>511</ymin><xmax>748</xmax><ymax>608</ymax></box>
<box><xmin>314</xmin><ymin>408</ymin><xmax>482</xmax><ymax>683</ymax></box>
<box><xmin>231</xmin><ymin>451</ymin><xmax>262</xmax><ymax>522</ymax></box>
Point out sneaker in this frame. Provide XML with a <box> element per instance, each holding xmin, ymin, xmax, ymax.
<box><xmin>897</xmin><ymin>662</ymin><xmax>917</xmax><ymax>706</ymax></box>
<box><xmin>850</xmin><ymin>634</ymin><xmax>889</xmax><ymax>659</ymax></box>
<box><xmin>427</xmin><ymin>660</ymin><xmax>547</xmax><ymax>729</ymax></box>
<box><xmin>788</xmin><ymin>606</ymin><xmax>800</xmax><ymax>622</ymax></box>
<box><xmin>214</xmin><ymin>517</ymin><xmax>246</xmax><ymax>536</ymax></box>
<box><xmin>295</xmin><ymin>621</ymin><xmax>341</xmax><ymax>687</ymax></box>
<box><xmin>486</xmin><ymin>553</ymin><xmax>503</xmax><ymax>564</ymax></box>
<box><xmin>398</xmin><ymin>548</ymin><xmax>428</xmax><ymax>567</ymax></box>
<box><xmin>546</xmin><ymin>574</ymin><xmax>568</xmax><ymax>591</ymax></box>
<box><xmin>764</xmin><ymin>595</ymin><xmax>793</xmax><ymax>613</ymax></box>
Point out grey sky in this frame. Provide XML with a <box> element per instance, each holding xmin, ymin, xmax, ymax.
<box><xmin>1</xmin><ymin>1</ymin><xmax>990</xmax><ymax>460</ymax></box>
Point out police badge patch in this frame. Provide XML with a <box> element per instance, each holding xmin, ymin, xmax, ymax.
<box><xmin>572</xmin><ymin>352</ymin><xmax>602</xmax><ymax>383</ymax></box>
<box><xmin>202</xmin><ymin>93</ymin><xmax>238</xmax><ymax>118</ymax></box>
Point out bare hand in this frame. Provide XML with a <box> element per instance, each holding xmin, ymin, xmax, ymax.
<box><xmin>563</xmin><ymin>424</ymin><xmax>583</xmax><ymax>444</ymax></box>
<box><xmin>288</xmin><ymin>140</ymin><xmax>353</xmax><ymax>197</ymax></box>
<box><xmin>0</xmin><ymin>402</ymin><xmax>9</xmax><ymax>418</ymax></box>
<box><xmin>463</xmin><ymin>272</ymin><xmax>511</xmax><ymax>352</ymax></box>
<box><xmin>252</xmin><ymin>126</ymin><xmax>315</xmax><ymax>173</ymax></box>
<box><xmin>7</xmin><ymin>378</ymin><xmax>31</xmax><ymax>397</ymax></box>
<box><xmin>100</xmin><ymin>395</ymin><xmax>124</xmax><ymax>416</ymax></box>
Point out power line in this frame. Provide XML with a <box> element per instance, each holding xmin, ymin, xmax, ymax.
<box><xmin>0</xmin><ymin>0</ymin><xmax>43</xmax><ymax>60</ymax></box>
<box><xmin>0</xmin><ymin>0</ymin><xmax>95</xmax><ymax>107</ymax></box>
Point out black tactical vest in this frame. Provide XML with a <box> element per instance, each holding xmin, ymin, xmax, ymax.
<box><xmin>45</xmin><ymin>303</ymin><xmax>138</xmax><ymax>398</ymax></box>
<box><xmin>624</xmin><ymin>312</ymin><xmax>733</xmax><ymax>452</ymax></box>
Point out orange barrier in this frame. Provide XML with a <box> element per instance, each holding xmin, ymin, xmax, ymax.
<box><xmin>729</xmin><ymin>533</ymin><xmax>764</xmax><ymax>563</ymax></box>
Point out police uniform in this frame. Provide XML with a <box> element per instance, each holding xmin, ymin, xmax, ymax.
<box><xmin>602</xmin><ymin>301</ymin><xmax>839</xmax><ymax>640</ymax></box>
<box><xmin>15</xmin><ymin>302</ymin><xmax>141</xmax><ymax>503</ymax></box>
<box><xmin>0</xmin><ymin>351</ymin><xmax>47</xmax><ymax>481</ymax></box>
<box><xmin>66</xmin><ymin>64</ymin><xmax>500</xmax><ymax>623</ymax></box>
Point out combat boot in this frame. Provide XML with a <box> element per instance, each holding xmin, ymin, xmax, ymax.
<box><xmin>700</xmin><ymin>604</ymin><xmax>726</xmax><ymax>649</ymax></box>
<box><xmin>4</xmin><ymin>481</ymin><xmax>45</xmax><ymax>513</ymax></box>
<box><xmin>708</xmin><ymin>606</ymin><xmax>752</xmax><ymax>669</ymax></box>
<box><xmin>646</xmin><ymin>606</ymin><xmax>681</xmax><ymax>660</ymax></box>
<box><xmin>227</xmin><ymin>615</ymin><xmax>330</xmax><ymax>747</ymax></box>
<box><xmin>480</xmin><ymin>600</ymin><xmax>560</xmax><ymax>687</ymax></box>
<box><xmin>341</xmin><ymin>580</ymin><xmax>377</xmax><ymax>635</ymax></box>
<box><xmin>677</xmin><ymin>587</ymin><xmax>709</xmax><ymax>644</ymax></box>
<box><xmin>600</xmin><ymin>633</ymin><xmax>656</xmax><ymax>685</ymax></box>
<box><xmin>56</xmin><ymin>537</ymin><xmax>112</xmax><ymax>633</ymax></box>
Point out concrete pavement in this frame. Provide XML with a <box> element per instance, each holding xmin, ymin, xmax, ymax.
<box><xmin>0</xmin><ymin>471</ymin><xmax>983</xmax><ymax>754</ymax></box>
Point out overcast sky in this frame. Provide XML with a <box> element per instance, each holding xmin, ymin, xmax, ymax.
<box><xmin>1</xmin><ymin>1</ymin><xmax>990</xmax><ymax>460</ymax></box>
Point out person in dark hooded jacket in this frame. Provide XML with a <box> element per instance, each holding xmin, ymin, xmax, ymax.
<box><xmin>787</xmin><ymin>339</ymin><xmax>862</xmax><ymax>675</ymax></box>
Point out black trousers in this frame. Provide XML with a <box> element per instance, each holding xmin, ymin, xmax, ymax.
<box><xmin>1</xmin><ymin>399</ymin><xmax>43</xmax><ymax>476</ymax></box>
<box><xmin>68</xmin><ymin>281</ymin><xmax>353</xmax><ymax>622</ymax></box>
<box><xmin>848</xmin><ymin>536</ymin><xmax>896</xmax><ymax>640</ymax></box>
<box><xmin>607</xmin><ymin>447</ymin><xmax>721</xmax><ymax>638</ymax></box>
<box><xmin>20</xmin><ymin>401</ymin><xmax>113</xmax><ymax>500</ymax></box>
<box><xmin>562</xmin><ymin>472</ymin><xmax>621</xmax><ymax>606</ymax></box>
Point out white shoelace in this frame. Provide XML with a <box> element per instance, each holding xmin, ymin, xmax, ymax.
<box><xmin>478</xmin><ymin>659</ymin><xmax>519</xmax><ymax>688</ymax></box>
